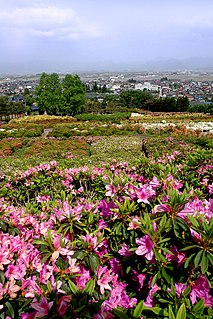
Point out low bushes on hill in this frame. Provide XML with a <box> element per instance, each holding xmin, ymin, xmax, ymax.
<box><xmin>0</xmin><ymin>146</ymin><xmax>212</xmax><ymax>318</ymax></box>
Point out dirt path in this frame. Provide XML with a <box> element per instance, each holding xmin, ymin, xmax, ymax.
<box><xmin>41</xmin><ymin>128</ymin><xmax>53</xmax><ymax>138</ymax></box>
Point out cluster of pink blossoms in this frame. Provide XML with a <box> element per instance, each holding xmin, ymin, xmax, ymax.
<box><xmin>0</xmin><ymin>158</ymin><xmax>212</xmax><ymax>318</ymax></box>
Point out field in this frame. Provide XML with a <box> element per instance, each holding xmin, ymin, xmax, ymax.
<box><xmin>0</xmin><ymin>113</ymin><xmax>212</xmax><ymax>318</ymax></box>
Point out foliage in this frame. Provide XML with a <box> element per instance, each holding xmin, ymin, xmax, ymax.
<box><xmin>75</xmin><ymin>112</ymin><xmax>131</xmax><ymax>122</ymax></box>
<box><xmin>0</xmin><ymin>96</ymin><xmax>27</xmax><ymax>121</ymax></box>
<box><xmin>188</xmin><ymin>103</ymin><xmax>213</xmax><ymax>114</ymax></box>
<box><xmin>0</xmin><ymin>148</ymin><xmax>212</xmax><ymax>318</ymax></box>
<box><xmin>35</xmin><ymin>73</ymin><xmax>85</xmax><ymax>116</ymax></box>
<box><xmin>119</xmin><ymin>90</ymin><xmax>153</xmax><ymax>109</ymax></box>
<box><xmin>9</xmin><ymin>115</ymin><xmax>77</xmax><ymax>125</ymax></box>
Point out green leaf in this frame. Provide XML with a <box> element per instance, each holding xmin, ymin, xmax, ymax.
<box><xmin>151</xmin><ymin>307</ymin><xmax>162</xmax><ymax>314</ymax></box>
<box><xmin>194</xmin><ymin>250</ymin><xmax>203</xmax><ymax>268</ymax></box>
<box><xmin>32</xmin><ymin>239</ymin><xmax>48</xmax><ymax>246</ymax></box>
<box><xmin>162</xmin><ymin>268</ymin><xmax>171</xmax><ymax>283</ymax></box>
<box><xmin>61</xmin><ymin>190</ymin><xmax>66</xmax><ymax>202</ymax></box>
<box><xmin>151</xmin><ymin>272</ymin><xmax>159</xmax><ymax>287</ymax></box>
<box><xmin>83</xmin><ymin>279</ymin><xmax>96</xmax><ymax>295</ymax></box>
<box><xmin>88</xmin><ymin>254</ymin><xmax>99</xmax><ymax>272</ymax></box>
<box><xmin>143</xmin><ymin>306</ymin><xmax>162</xmax><ymax>314</ymax></box>
<box><xmin>41</xmin><ymin>252</ymin><xmax>52</xmax><ymax>264</ymax></box>
<box><xmin>133</xmin><ymin>301</ymin><xmax>144</xmax><ymax>318</ymax></box>
<box><xmin>0</xmin><ymin>271</ymin><xmax>5</xmax><ymax>284</ymax></box>
<box><xmin>111</xmin><ymin>308</ymin><xmax>129</xmax><ymax>319</ymax></box>
<box><xmin>192</xmin><ymin>298</ymin><xmax>204</xmax><ymax>314</ymax></box>
<box><xmin>181</xmin><ymin>245</ymin><xmax>200</xmax><ymax>251</ymax></box>
<box><xmin>184</xmin><ymin>253</ymin><xmax>196</xmax><ymax>268</ymax></box>
<box><xmin>46</xmin><ymin>280</ymin><xmax>52</xmax><ymax>293</ymax></box>
<box><xmin>182</xmin><ymin>285</ymin><xmax>191</xmax><ymax>297</ymax></box>
<box><xmin>168</xmin><ymin>305</ymin><xmax>175</xmax><ymax>319</ymax></box>
<box><xmin>207</xmin><ymin>253</ymin><xmax>213</xmax><ymax>265</ymax></box>
<box><xmin>208</xmin><ymin>308</ymin><xmax>213</xmax><ymax>316</ymax></box>
<box><xmin>73</xmin><ymin>251</ymin><xmax>86</xmax><ymax>260</ymax></box>
<box><xmin>187</xmin><ymin>215</ymin><xmax>199</xmax><ymax>228</ymax></box>
<box><xmin>176</xmin><ymin>303</ymin><xmax>186</xmax><ymax>319</ymax></box>
<box><xmin>68</xmin><ymin>279</ymin><xmax>78</xmax><ymax>294</ymax></box>
<box><xmin>5</xmin><ymin>302</ymin><xmax>14</xmax><ymax>318</ymax></box>
<box><xmin>201</xmin><ymin>251</ymin><xmax>208</xmax><ymax>273</ymax></box>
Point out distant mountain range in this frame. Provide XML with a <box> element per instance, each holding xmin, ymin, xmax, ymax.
<box><xmin>142</xmin><ymin>57</ymin><xmax>213</xmax><ymax>71</ymax></box>
<box><xmin>1</xmin><ymin>57</ymin><xmax>213</xmax><ymax>76</ymax></box>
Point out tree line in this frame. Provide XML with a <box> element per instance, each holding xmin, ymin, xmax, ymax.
<box><xmin>0</xmin><ymin>96</ymin><xmax>26</xmax><ymax>121</ymax></box>
<box><xmin>1</xmin><ymin>73</ymin><xmax>212</xmax><ymax>120</ymax></box>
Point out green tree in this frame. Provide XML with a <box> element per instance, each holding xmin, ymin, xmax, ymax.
<box><xmin>61</xmin><ymin>74</ymin><xmax>85</xmax><ymax>115</ymax></box>
<box><xmin>35</xmin><ymin>72</ymin><xmax>62</xmax><ymax>115</ymax></box>
<box><xmin>36</xmin><ymin>73</ymin><xmax>85</xmax><ymax>116</ymax></box>
<box><xmin>119</xmin><ymin>90</ymin><xmax>153</xmax><ymax>109</ymax></box>
<box><xmin>176</xmin><ymin>96</ymin><xmax>189</xmax><ymax>112</ymax></box>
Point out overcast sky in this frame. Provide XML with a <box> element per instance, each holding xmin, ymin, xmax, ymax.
<box><xmin>1</xmin><ymin>0</ymin><xmax>213</xmax><ymax>74</ymax></box>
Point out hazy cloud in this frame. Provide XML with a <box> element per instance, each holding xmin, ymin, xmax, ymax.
<box><xmin>1</xmin><ymin>0</ymin><xmax>213</xmax><ymax>74</ymax></box>
<box><xmin>0</xmin><ymin>6</ymin><xmax>102</xmax><ymax>39</ymax></box>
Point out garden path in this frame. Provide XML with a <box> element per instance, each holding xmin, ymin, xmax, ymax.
<box><xmin>42</xmin><ymin>128</ymin><xmax>52</xmax><ymax>138</ymax></box>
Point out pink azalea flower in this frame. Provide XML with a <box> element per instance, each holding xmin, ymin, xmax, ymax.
<box><xmin>190</xmin><ymin>275</ymin><xmax>213</xmax><ymax>307</ymax></box>
<box><xmin>5</xmin><ymin>264</ymin><xmax>26</xmax><ymax>280</ymax></box>
<box><xmin>36</xmin><ymin>195</ymin><xmax>50</xmax><ymax>203</ymax></box>
<box><xmin>20</xmin><ymin>312</ymin><xmax>37</xmax><ymax>319</ymax></box>
<box><xmin>81</xmin><ymin>233</ymin><xmax>98</xmax><ymax>250</ymax></box>
<box><xmin>118</xmin><ymin>243</ymin><xmax>131</xmax><ymax>256</ymax></box>
<box><xmin>127</xmin><ymin>216</ymin><xmax>140</xmax><ymax>230</ymax></box>
<box><xmin>105</xmin><ymin>184</ymin><xmax>116</xmax><ymax>197</ymax></box>
<box><xmin>31</xmin><ymin>297</ymin><xmax>53</xmax><ymax>318</ymax></box>
<box><xmin>166</xmin><ymin>246</ymin><xmax>185</xmax><ymax>266</ymax></box>
<box><xmin>135</xmin><ymin>235</ymin><xmax>154</xmax><ymax>261</ymax></box>
<box><xmin>0</xmin><ymin>250</ymin><xmax>11</xmax><ymax>270</ymax></box>
<box><xmin>104</xmin><ymin>276</ymin><xmax>137</xmax><ymax>310</ymax></box>
<box><xmin>5</xmin><ymin>278</ymin><xmax>20</xmax><ymax>299</ymax></box>
<box><xmin>208</xmin><ymin>183</ymin><xmax>213</xmax><ymax>194</ymax></box>
<box><xmin>132</xmin><ymin>270</ymin><xmax>146</xmax><ymax>291</ymax></box>
<box><xmin>57</xmin><ymin>296</ymin><xmax>71</xmax><ymax>317</ymax></box>
<box><xmin>75</xmin><ymin>266</ymin><xmax>91</xmax><ymax>289</ymax></box>
<box><xmin>149</xmin><ymin>176</ymin><xmax>161</xmax><ymax>188</ymax></box>
<box><xmin>98</xmin><ymin>219</ymin><xmax>108</xmax><ymax>230</ymax></box>
<box><xmin>97</xmin><ymin>266</ymin><xmax>113</xmax><ymax>294</ymax></box>
<box><xmin>136</xmin><ymin>185</ymin><xmax>155</xmax><ymax>204</ymax></box>
<box><xmin>109</xmin><ymin>258</ymin><xmax>122</xmax><ymax>274</ymax></box>
<box><xmin>174</xmin><ymin>283</ymin><xmax>187</xmax><ymax>298</ymax></box>
<box><xmin>144</xmin><ymin>283</ymin><xmax>160</xmax><ymax>308</ymax></box>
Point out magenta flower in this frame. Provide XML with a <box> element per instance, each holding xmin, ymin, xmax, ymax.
<box><xmin>136</xmin><ymin>185</ymin><xmax>155</xmax><ymax>204</ymax></box>
<box><xmin>132</xmin><ymin>270</ymin><xmax>146</xmax><ymax>291</ymax></box>
<box><xmin>97</xmin><ymin>266</ymin><xmax>113</xmax><ymax>294</ymax></box>
<box><xmin>105</xmin><ymin>184</ymin><xmax>116</xmax><ymax>197</ymax></box>
<box><xmin>190</xmin><ymin>275</ymin><xmax>213</xmax><ymax>307</ymax></box>
<box><xmin>31</xmin><ymin>297</ymin><xmax>53</xmax><ymax>318</ymax></box>
<box><xmin>20</xmin><ymin>312</ymin><xmax>37</xmax><ymax>319</ymax></box>
<box><xmin>36</xmin><ymin>195</ymin><xmax>50</xmax><ymax>203</ymax></box>
<box><xmin>75</xmin><ymin>266</ymin><xmax>91</xmax><ymax>289</ymax></box>
<box><xmin>174</xmin><ymin>283</ymin><xmax>187</xmax><ymax>298</ymax></box>
<box><xmin>5</xmin><ymin>278</ymin><xmax>20</xmax><ymax>299</ymax></box>
<box><xmin>57</xmin><ymin>296</ymin><xmax>71</xmax><ymax>317</ymax></box>
<box><xmin>166</xmin><ymin>246</ymin><xmax>185</xmax><ymax>266</ymax></box>
<box><xmin>118</xmin><ymin>243</ymin><xmax>131</xmax><ymax>256</ymax></box>
<box><xmin>144</xmin><ymin>283</ymin><xmax>160</xmax><ymax>308</ymax></box>
<box><xmin>135</xmin><ymin>235</ymin><xmax>154</xmax><ymax>260</ymax></box>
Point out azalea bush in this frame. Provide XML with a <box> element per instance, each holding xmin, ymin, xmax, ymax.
<box><xmin>0</xmin><ymin>145</ymin><xmax>212</xmax><ymax>318</ymax></box>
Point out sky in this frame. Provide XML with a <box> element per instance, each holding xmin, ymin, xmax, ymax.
<box><xmin>1</xmin><ymin>0</ymin><xmax>213</xmax><ymax>74</ymax></box>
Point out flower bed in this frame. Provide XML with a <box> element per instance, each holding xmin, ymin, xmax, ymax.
<box><xmin>0</xmin><ymin>148</ymin><xmax>212</xmax><ymax>318</ymax></box>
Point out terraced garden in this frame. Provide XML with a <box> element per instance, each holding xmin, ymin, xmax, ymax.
<box><xmin>0</xmin><ymin>113</ymin><xmax>212</xmax><ymax>318</ymax></box>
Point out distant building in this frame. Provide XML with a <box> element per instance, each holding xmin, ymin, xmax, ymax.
<box><xmin>8</xmin><ymin>95</ymin><xmax>26</xmax><ymax>103</ymax></box>
<box><xmin>135</xmin><ymin>82</ymin><xmax>160</xmax><ymax>92</ymax></box>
